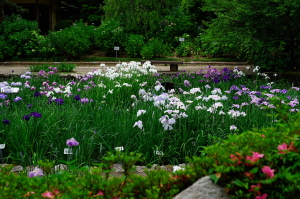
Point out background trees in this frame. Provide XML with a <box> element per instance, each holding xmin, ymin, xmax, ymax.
<box><xmin>103</xmin><ymin>0</ymin><xmax>181</xmax><ymax>38</ymax></box>
<box><xmin>200</xmin><ymin>0</ymin><xmax>300</xmax><ymax>71</ymax></box>
<box><xmin>1</xmin><ymin>0</ymin><xmax>300</xmax><ymax>71</ymax></box>
<box><xmin>0</xmin><ymin>0</ymin><xmax>27</xmax><ymax>23</ymax></box>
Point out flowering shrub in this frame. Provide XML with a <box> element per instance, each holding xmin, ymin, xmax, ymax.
<box><xmin>187</xmin><ymin>110</ymin><xmax>300</xmax><ymax>199</ymax></box>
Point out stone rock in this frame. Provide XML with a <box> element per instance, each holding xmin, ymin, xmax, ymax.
<box><xmin>173</xmin><ymin>176</ymin><xmax>229</xmax><ymax>199</ymax></box>
<box><xmin>54</xmin><ymin>164</ymin><xmax>68</xmax><ymax>172</ymax></box>
<box><xmin>11</xmin><ymin>165</ymin><xmax>23</xmax><ymax>172</ymax></box>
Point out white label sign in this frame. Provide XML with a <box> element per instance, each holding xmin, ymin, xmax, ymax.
<box><xmin>179</xmin><ymin>38</ymin><xmax>185</xmax><ymax>42</ymax></box>
<box><xmin>114</xmin><ymin>46</ymin><xmax>120</xmax><ymax>51</ymax></box>
<box><xmin>0</xmin><ymin>144</ymin><xmax>5</xmax><ymax>149</ymax></box>
<box><xmin>64</xmin><ymin>148</ymin><xmax>73</xmax><ymax>154</ymax></box>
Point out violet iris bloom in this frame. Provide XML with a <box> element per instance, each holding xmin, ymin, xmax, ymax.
<box><xmin>28</xmin><ymin>167</ymin><xmax>44</xmax><ymax>178</ymax></box>
<box><xmin>66</xmin><ymin>138</ymin><xmax>79</xmax><ymax>147</ymax></box>
<box><xmin>22</xmin><ymin>115</ymin><xmax>31</xmax><ymax>121</ymax></box>
<box><xmin>55</xmin><ymin>98</ymin><xmax>64</xmax><ymax>105</ymax></box>
<box><xmin>34</xmin><ymin>91</ymin><xmax>42</xmax><ymax>97</ymax></box>
<box><xmin>74</xmin><ymin>95</ymin><xmax>81</xmax><ymax>101</ymax></box>
<box><xmin>2</xmin><ymin>118</ymin><xmax>10</xmax><ymax>124</ymax></box>
<box><xmin>30</xmin><ymin>112</ymin><xmax>42</xmax><ymax>118</ymax></box>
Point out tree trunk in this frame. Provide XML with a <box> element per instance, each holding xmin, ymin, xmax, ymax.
<box><xmin>0</xmin><ymin>4</ymin><xmax>4</xmax><ymax>23</ymax></box>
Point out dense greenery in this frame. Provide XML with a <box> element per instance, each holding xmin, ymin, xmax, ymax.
<box><xmin>1</xmin><ymin>0</ymin><xmax>300</xmax><ymax>70</ymax></box>
<box><xmin>200</xmin><ymin>0</ymin><xmax>300</xmax><ymax>71</ymax></box>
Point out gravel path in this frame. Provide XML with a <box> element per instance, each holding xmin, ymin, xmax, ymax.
<box><xmin>0</xmin><ymin>62</ymin><xmax>252</xmax><ymax>76</ymax></box>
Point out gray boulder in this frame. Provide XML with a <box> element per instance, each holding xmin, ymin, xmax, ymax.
<box><xmin>173</xmin><ymin>176</ymin><xmax>229</xmax><ymax>199</ymax></box>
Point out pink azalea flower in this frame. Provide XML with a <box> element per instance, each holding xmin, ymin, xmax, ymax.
<box><xmin>249</xmin><ymin>183</ymin><xmax>262</xmax><ymax>193</ymax></box>
<box><xmin>41</xmin><ymin>191</ymin><xmax>55</xmax><ymax>198</ymax></box>
<box><xmin>255</xmin><ymin>193</ymin><xmax>268</xmax><ymax>199</ymax></box>
<box><xmin>278</xmin><ymin>143</ymin><xmax>288</xmax><ymax>154</ymax></box>
<box><xmin>262</xmin><ymin>166</ymin><xmax>275</xmax><ymax>178</ymax></box>
<box><xmin>278</xmin><ymin>142</ymin><xmax>297</xmax><ymax>154</ymax></box>
<box><xmin>246</xmin><ymin>151</ymin><xmax>264</xmax><ymax>164</ymax></box>
<box><xmin>96</xmin><ymin>190</ymin><xmax>104</xmax><ymax>196</ymax></box>
<box><xmin>230</xmin><ymin>153</ymin><xmax>242</xmax><ymax>165</ymax></box>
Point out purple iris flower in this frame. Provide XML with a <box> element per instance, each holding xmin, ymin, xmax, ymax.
<box><xmin>27</xmin><ymin>104</ymin><xmax>32</xmax><ymax>109</ymax></box>
<box><xmin>55</xmin><ymin>98</ymin><xmax>64</xmax><ymax>105</ymax></box>
<box><xmin>213</xmin><ymin>78</ymin><xmax>220</xmax><ymax>83</ymax></box>
<box><xmin>48</xmin><ymin>97</ymin><xmax>53</xmax><ymax>104</ymax></box>
<box><xmin>183</xmin><ymin>80</ymin><xmax>191</xmax><ymax>87</ymax></box>
<box><xmin>258</xmin><ymin>98</ymin><xmax>266</xmax><ymax>104</ymax></box>
<box><xmin>80</xmin><ymin>98</ymin><xmax>89</xmax><ymax>103</ymax></box>
<box><xmin>0</xmin><ymin>93</ymin><xmax>8</xmax><ymax>99</ymax></box>
<box><xmin>74</xmin><ymin>95</ymin><xmax>81</xmax><ymax>101</ymax></box>
<box><xmin>222</xmin><ymin>75</ymin><xmax>230</xmax><ymax>82</ymax></box>
<box><xmin>232</xmin><ymin>96</ymin><xmax>239</xmax><ymax>100</ymax></box>
<box><xmin>28</xmin><ymin>167</ymin><xmax>44</xmax><ymax>178</ymax></box>
<box><xmin>66</xmin><ymin>138</ymin><xmax>79</xmax><ymax>147</ymax></box>
<box><xmin>254</xmin><ymin>91</ymin><xmax>262</xmax><ymax>95</ymax></box>
<box><xmin>281</xmin><ymin>89</ymin><xmax>287</xmax><ymax>94</ymax></box>
<box><xmin>30</xmin><ymin>112</ymin><xmax>42</xmax><ymax>118</ymax></box>
<box><xmin>34</xmin><ymin>91</ymin><xmax>42</xmax><ymax>97</ymax></box>
<box><xmin>230</xmin><ymin>85</ymin><xmax>240</xmax><ymax>91</ymax></box>
<box><xmin>2</xmin><ymin>118</ymin><xmax>10</xmax><ymax>124</ymax></box>
<box><xmin>13</xmin><ymin>96</ymin><xmax>22</xmax><ymax>102</ymax></box>
<box><xmin>22</xmin><ymin>115</ymin><xmax>31</xmax><ymax>121</ymax></box>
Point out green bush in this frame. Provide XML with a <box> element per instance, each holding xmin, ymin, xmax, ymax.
<box><xmin>140</xmin><ymin>38</ymin><xmax>171</xmax><ymax>59</ymax></box>
<box><xmin>94</xmin><ymin>20</ymin><xmax>125</xmax><ymax>55</ymax></box>
<box><xmin>175</xmin><ymin>33</ymin><xmax>195</xmax><ymax>57</ymax></box>
<box><xmin>124</xmin><ymin>34</ymin><xmax>145</xmax><ymax>58</ymax></box>
<box><xmin>47</xmin><ymin>21</ymin><xmax>94</xmax><ymax>57</ymax></box>
<box><xmin>0</xmin><ymin>15</ymin><xmax>42</xmax><ymax>59</ymax></box>
<box><xmin>37</xmin><ymin>35</ymin><xmax>58</xmax><ymax>58</ymax></box>
<box><xmin>54</xmin><ymin>20</ymin><xmax>73</xmax><ymax>31</ymax></box>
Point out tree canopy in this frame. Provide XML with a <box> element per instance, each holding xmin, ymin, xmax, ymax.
<box><xmin>201</xmin><ymin>0</ymin><xmax>300</xmax><ymax>70</ymax></box>
<box><xmin>103</xmin><ymin>0</ymin><xmax>181</xmax><ymax>37</ymax></box>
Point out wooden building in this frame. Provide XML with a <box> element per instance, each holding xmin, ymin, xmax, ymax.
<box><xmin>11</xmin><ymin>0</ymin><xmax>61</xmax><ymax>34</ymax></box>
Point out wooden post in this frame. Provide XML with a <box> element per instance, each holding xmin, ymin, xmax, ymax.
<box><xmin>170</xmin><ymin>64</ymin><xmax>178</xmax><ymax>72</ymax></box>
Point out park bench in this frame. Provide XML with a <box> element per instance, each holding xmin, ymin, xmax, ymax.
<box><xmin>141</xmin><ymin>60</ymin><xmax>183</xmax><ymax>72</ymax></box>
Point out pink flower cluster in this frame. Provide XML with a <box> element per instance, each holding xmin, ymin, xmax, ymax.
<box><xmin>278</xmin><ymin>142</ymin><xmax>297</xmax><ymax>154</ymax></box>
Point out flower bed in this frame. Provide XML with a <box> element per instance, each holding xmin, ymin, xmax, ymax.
<box><xmin>0</xmin><ymin>62</ymin><xmax>297</xmax><ymax>167</ymax></box>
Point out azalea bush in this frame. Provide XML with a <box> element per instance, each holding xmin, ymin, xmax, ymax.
<box><xmin>186</xmin><ymin>104</ymin><xmax>300</xmax><ymax>199</ymax></box>
<box><xmin>0</xmin><ymin>62</ymin><xmax>298</xmax><ymax>168</ymax></box>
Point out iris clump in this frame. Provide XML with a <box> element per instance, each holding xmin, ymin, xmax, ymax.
<box><xmin>0</xmin><ymin>61</ymin><xmax>299</xmax><ymax>167</ymax></box>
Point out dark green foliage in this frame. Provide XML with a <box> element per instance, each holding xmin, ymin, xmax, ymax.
<box><xmin>0</xmin><ymin>15</ymin><xmax>41</xmax><ymax>60</ymax></box>
<box><xmin>140</xmin><ymin>38</ymin><xmax>171</xmax><ymax>59</ymax></box>
<box><xmin>103</xmin><ymin>0</ymin><xmax>181</xmax><ymax>38</ymax></box>
<box><xmin>124</xmin><ymin>34</ymin><xmax>145</xmax><ymax>58</ymax></box>
<box><xmin>54</xmin><ymin>20</ymin><xmax>73</xmax><ymax>31</ymax></box>
<box><xmin>200</xmin><ymin>0</ymin><xmax>300</xmax><ymax>71</ymax></box>
<box><xmin>175</xmin><ymin>34</ymin><xmax>196</xmax><ymax>57</ymax></box>
<box><xmin>47</xmin><ymin>21</ymin><xmax>94</xmax><ymax>57</ymax></box>
<box><xmin>93</xmin><ymin>20</ymin><xmax>125</xmax><ymax>55</ymax></box>
<box><xmin>61</xmin><ymin>0</ymin><xmax>104</xmax><ymax>26</ymax></box>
